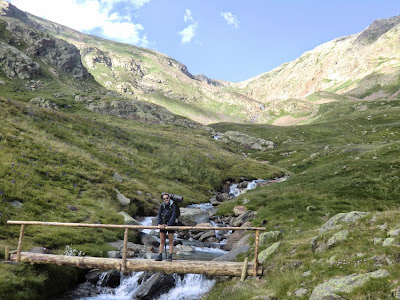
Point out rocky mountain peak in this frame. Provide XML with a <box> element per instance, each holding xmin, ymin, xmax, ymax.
<box><xmin>355</xmin><ymin>15</ymin><xmax>400</xmax><ymax>45</ymax></box>
<box><xmin>0</xmin><ymin>0</ymin><xmax>30</xmax><ymax>23</ymax></box>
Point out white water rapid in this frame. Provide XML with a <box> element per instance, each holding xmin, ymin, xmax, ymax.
<box><xmin>67</xmin><ymin>176</ymin><xmax>288</xmax><ymax>300</ymax></box>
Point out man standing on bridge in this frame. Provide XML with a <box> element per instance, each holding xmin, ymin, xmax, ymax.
<box><xmin>155</xmin><ymin>193</ymin><xmax>178</xmax><ymax>261</ymax></box>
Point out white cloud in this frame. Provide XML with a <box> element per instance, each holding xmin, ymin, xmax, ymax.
<box><xmin>10</xmin><ymin>0</ymin><xmax>150</xmax><ymax>47</ymax></box>
<box><xmin>102</xmin><ymin>21</ymin><xmax>145</xmax><ymax>45</ymax></box>
<box><xmin>178</xmin><ymin>9</ymin><xmax>198</xmax><ymax>44</ymax></box>
<box><xmin>183</xmin><ymin>9</ymin><xmax>194</xmax><ymax>23</ymax></box>
<box><xmin>221</xmin><ymin>11</ymin><xmax>240</xmax><ymax>28</ymax></box>
<box><xmin>178</xmin><ymin>23</ymin><xmax>198</xmax><ymax>44</ymax></box>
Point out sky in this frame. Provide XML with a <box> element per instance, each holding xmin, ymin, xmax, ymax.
<box><xmin>8</xmin><ymin>0</ymin><xmax>400</xmax><ymax>82</ymax></box>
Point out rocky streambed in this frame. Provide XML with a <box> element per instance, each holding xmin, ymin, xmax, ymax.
<box><xmin>58</xmin><ymin>177</ymin><xmax>287</xmax><ymax>300</ymax></box>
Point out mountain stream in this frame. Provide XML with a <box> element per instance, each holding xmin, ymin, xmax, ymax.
<box><xmin>61</xmin><ymin>176</ymin><xmax>287</xmax><ymax>299</ymax></box>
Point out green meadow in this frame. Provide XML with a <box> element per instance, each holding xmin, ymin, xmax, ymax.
<box><xmin>0</xmin><ymin>73</ymin><xmax>399</xmax><ymax>298</ymax></box>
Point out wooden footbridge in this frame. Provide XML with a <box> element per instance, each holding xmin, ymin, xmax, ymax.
<box><xmin>6</xmin><ymin>220</ymin><xmax>265</xmax><ymax>280</ymax></box>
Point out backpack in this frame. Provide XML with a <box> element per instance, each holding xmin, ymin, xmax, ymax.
<box><xmin>174</xmin><ymin>201</ymin><xmax>180</xmax><ymax>218</ymax></box>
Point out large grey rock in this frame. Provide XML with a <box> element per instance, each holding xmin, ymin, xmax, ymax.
<box><xmin>134</xmin><ymin>272</ymin><xmax>176</xmax><ymax>300</ymax></box>
<box><xmin>85</xmin><ymin>270</ymin><xmax>121</xmax><ymax>288</ymax></box>
<box><xmin>310</xmin><ymin>269</ymin><xmax>389</xmax><ymax>299</ymax></box>
<box><xmin>260</xmin><ymin>231</ymin><xmax>282</xmax><ymax>245</ymax></box>
<box><xmin>114</xmin><ymin>188</ymin><xmax>131</xmax><ymax>206</ymax></box>
<box><xmin>319</xmin><ymin>211</ymin><xmax>369</xmax><ymax>234</ymax></box>
<box><xmin>233</xmin><ymin>205</ymin><xmax>248</xmax><ymax>216</ymax></box>
<box><xmin>218</xmin><ymin>131</ymin><xmax>275</xmax><ymax>151</ymax></box>
<box><xmin>383</xmin><ymin>238</ymin><xmax>396</xmax><ymax>247</ymax></box>
<box><xmin>223</xmin><ymin>230</ymin><xmax>247</xmax><ymax>251</ymax></box>
<box><xmin>107</xmin><ymin>250</ymin><xmax>121</xmax><ymax>258</ymax></box>
<box><xmin>139</xmin><ymin>232</ymin><xmax>160</xmax><ymax>248</ymax></box>
<box><xmin>117</xmin><ymin>211</ymin><xmax>139</xmax><ymax>225</ymax></box>
<box><xmin>179</xmin><ymin>207</ymin><xmax>209</xmax><ymax>226</ymax></box>
<box><xmin>327</xmin><ymin>230</ymin><xmax>349</xmax><ymax>248</ymax></box>
<box><xmin>232</xmin><ymin>234</ymin><xmax>251</xmax><ymax>251</ymax></box>
<box><xmin>232</xmin><ymin>210</ymin><xmax>256</xmax><ymax>227</ymax></box>
<box><xmin>199</xmin><ymin>230</ymin><xmax>216</xmax><ymax>242</ymax></box>
<box><xmin>174</xmin><ymin>244</ymin><xmax>195</xmax><ymax>255</ymax></box>
<box><xmin>388</xmin><ymin>228</ymin><xmax>400</xmax><ymax>237</ymax></box>
<box><xmin>294</xmin><ymin>288</ymin><xmax>308</xmax><ymax>297</ymax></box>
<box><xmin>10</xmin><ymin>201</ymin><xmax>23</xmax><ymax>208</ymax></box>
<box><xmin>258</xmin><ymin>242</ymin><xmax>281</xmax><ymax>264</ymax></box>
<box><xmin>213</xmin><ymin>245</ymin><xmax>250</xmax><ymax>262</ymax></box>
<box><xmin>108</xmin><ymin>240</ymin><xmax>148</xmax><ymax>256</ymax></box>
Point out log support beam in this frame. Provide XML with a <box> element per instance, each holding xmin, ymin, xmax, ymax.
<box><xmin>10</xmin><ymin>252</ymin><xmax>263</xmax><ymax>277</ymax></box>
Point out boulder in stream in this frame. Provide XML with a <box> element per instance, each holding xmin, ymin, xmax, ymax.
<box><xmin>134</xmin><ymin>272</ymin><xmax>177</xmax><ymax>300</ymax></box>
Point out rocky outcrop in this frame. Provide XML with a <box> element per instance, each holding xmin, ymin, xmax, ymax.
<box><xmin>194</xmin><ymin>74</ymin><xmax>224</xmax><ymax>87</ymax></box>
<box><xmin>355</xmin><ymin>16</ymin><xmax>400</xmax><ymax>45</ymax></box>
<box><xmin>25</xmin><ymin>36</ymin><xmax>89</xmax><ymax>79</ymax></box>
<box><xmin>0</xmin><ymin>42</ymin><xmax>40</xmax><ymax>79</ymax></box>
<box><xmin>216</xmin><ymin>131</ymin><xmax>275</xmax><ymax>151</ymax></box>
<box><xmin>29</xmin><ymin>97</ymin><xmax>59</xmax><ymax>110</ymax></box>
<box><xmin>2</xmin><ymin>18</ymin><xmax>90</xmax><ymax>80</ymax></box>
<box><xmin>85</xmin><ymin>99</ymin><xmax>209</xmax><ymax>129</ymax></box>
<box><xmin>319</xmin><ymin>211</ymin><xmax>369</xmax><ymax>234</ymax></box>
<box><xmin>310</xmin><ymin>269</ymin><xmax>389</xmax><ymax>299</ymax></box>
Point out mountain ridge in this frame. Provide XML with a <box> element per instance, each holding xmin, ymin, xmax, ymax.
<box><xmin>1</xmin><ymin>0</ymin><xmax>400</xmax><ymax>126</ymax></box>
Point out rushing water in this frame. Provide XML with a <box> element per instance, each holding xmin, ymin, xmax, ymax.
<box><xmin>68</xmin><ymin>177</ymin><xmax>287</xmax><ymax>300</ymax></box>
<box><xmin>157</xmin><ymin>274</ymin><xmax>215</xmax><ymax>300</ymax></box>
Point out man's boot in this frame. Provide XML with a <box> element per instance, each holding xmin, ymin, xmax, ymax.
<box><xmin>155</xmin><ymin>253</ymin><xmax>163</xmax><ymax>261</ymax></box>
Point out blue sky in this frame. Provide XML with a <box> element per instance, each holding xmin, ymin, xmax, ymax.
<box><xmin>9</xmin><ymin>0</ymin><xmax>400</xmax><ymax>82</ymax></box>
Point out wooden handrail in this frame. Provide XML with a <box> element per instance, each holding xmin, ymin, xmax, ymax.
<box><xmin>7</xmin><ymin>220</ymin><xmax>266</xmax><ymax>231</ymax></box>
<box><xmin>7</xmin><ymin>220</ymin><xmax>265</xmax><ymax>277</ymax></box>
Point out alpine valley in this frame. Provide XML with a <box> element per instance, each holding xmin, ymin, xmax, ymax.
<box><xmin>0</xmin><ymin>1</ymin><xmax>400</xmax><ymax>299</ymax></box>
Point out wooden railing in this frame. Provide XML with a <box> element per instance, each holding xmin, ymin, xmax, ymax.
<box><xmin>7</xmin><ymin>220</ymin><xmax>265</xmax><ymax>277</ymax></box>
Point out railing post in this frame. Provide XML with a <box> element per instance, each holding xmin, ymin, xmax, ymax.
<box><xmin>253</xmin><ymin>229</ymin><xmax>260</xmax><ymax>276</ymax></box>
<box><xmin>240</xmin><ymin>256</ymin><xmax>249</xmax><ymax>282</ymax></box>
<box><xmin>17</xmin><ymin>225</ymin><xmax>25</xmax><ymax>262</ymax></box>
<box><xmin>121</xmin><ymin>227</ymin><xmax>129</xmax><ymax>273</ymax></box>
<box><xmin>5</xmin><ymin>246</ymin><xmax>9</xmax><ymax>260</ymax></box>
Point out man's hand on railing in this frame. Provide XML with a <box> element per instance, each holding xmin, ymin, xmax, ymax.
<box><xmin>159</xmin><ymin>224</ymin><xmax>166</xmax><ymax>229</ymax></box>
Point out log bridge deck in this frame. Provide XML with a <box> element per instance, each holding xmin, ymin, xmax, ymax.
<box><xmin>6</xmin><ymin>220</ymin><xmax>265</xmax><ymax>279</ymax></box>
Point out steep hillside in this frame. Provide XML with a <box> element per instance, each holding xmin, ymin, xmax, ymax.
<box><xmin>4</xmin><ymin>1</ymin><xmax>400</xmax><ymax>127</ymax></box>
<box><xmin>238</xmin><ymin>16</ymin><xmax>400</xmax><ymax>101</ymax></box>
<box><xmin>1</xmin><ymin>1</ymin><xmax>400</xmax><ymax>298</ymax></box>
<box><xmin>209</xmin><ymin>98</ymin><xmax>400</xmax><ymax>299</ymax></box>
<box><xmin>0</xmin><ymin>0</ymin><xmax>265</xmax><ymax>125</ymax></box>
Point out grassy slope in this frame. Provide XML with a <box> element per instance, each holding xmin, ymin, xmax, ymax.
<box><xmin>205</xmin><ymin>98</ymin><xmax>400</xmax><ymax>299</ymax></box>
<box><xmin>0</xmin><ymin>92</ymin><xmax>283</xmax><ymax>298</ymax></box>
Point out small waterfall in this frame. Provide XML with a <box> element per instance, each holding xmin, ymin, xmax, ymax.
<box><xmin>158</xmin><ymin>274</ymin><xmax>215</xmax><ymax>300</ymax></box>
<box><xmin>229</xmin><ymin>177</ymin><xmax>287</xmax><ymax>198</ymax></box>
<box><xmin>83</xmin><ymin>272</ymin><xmax>144</xmax><ymax>300</ymax></box>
